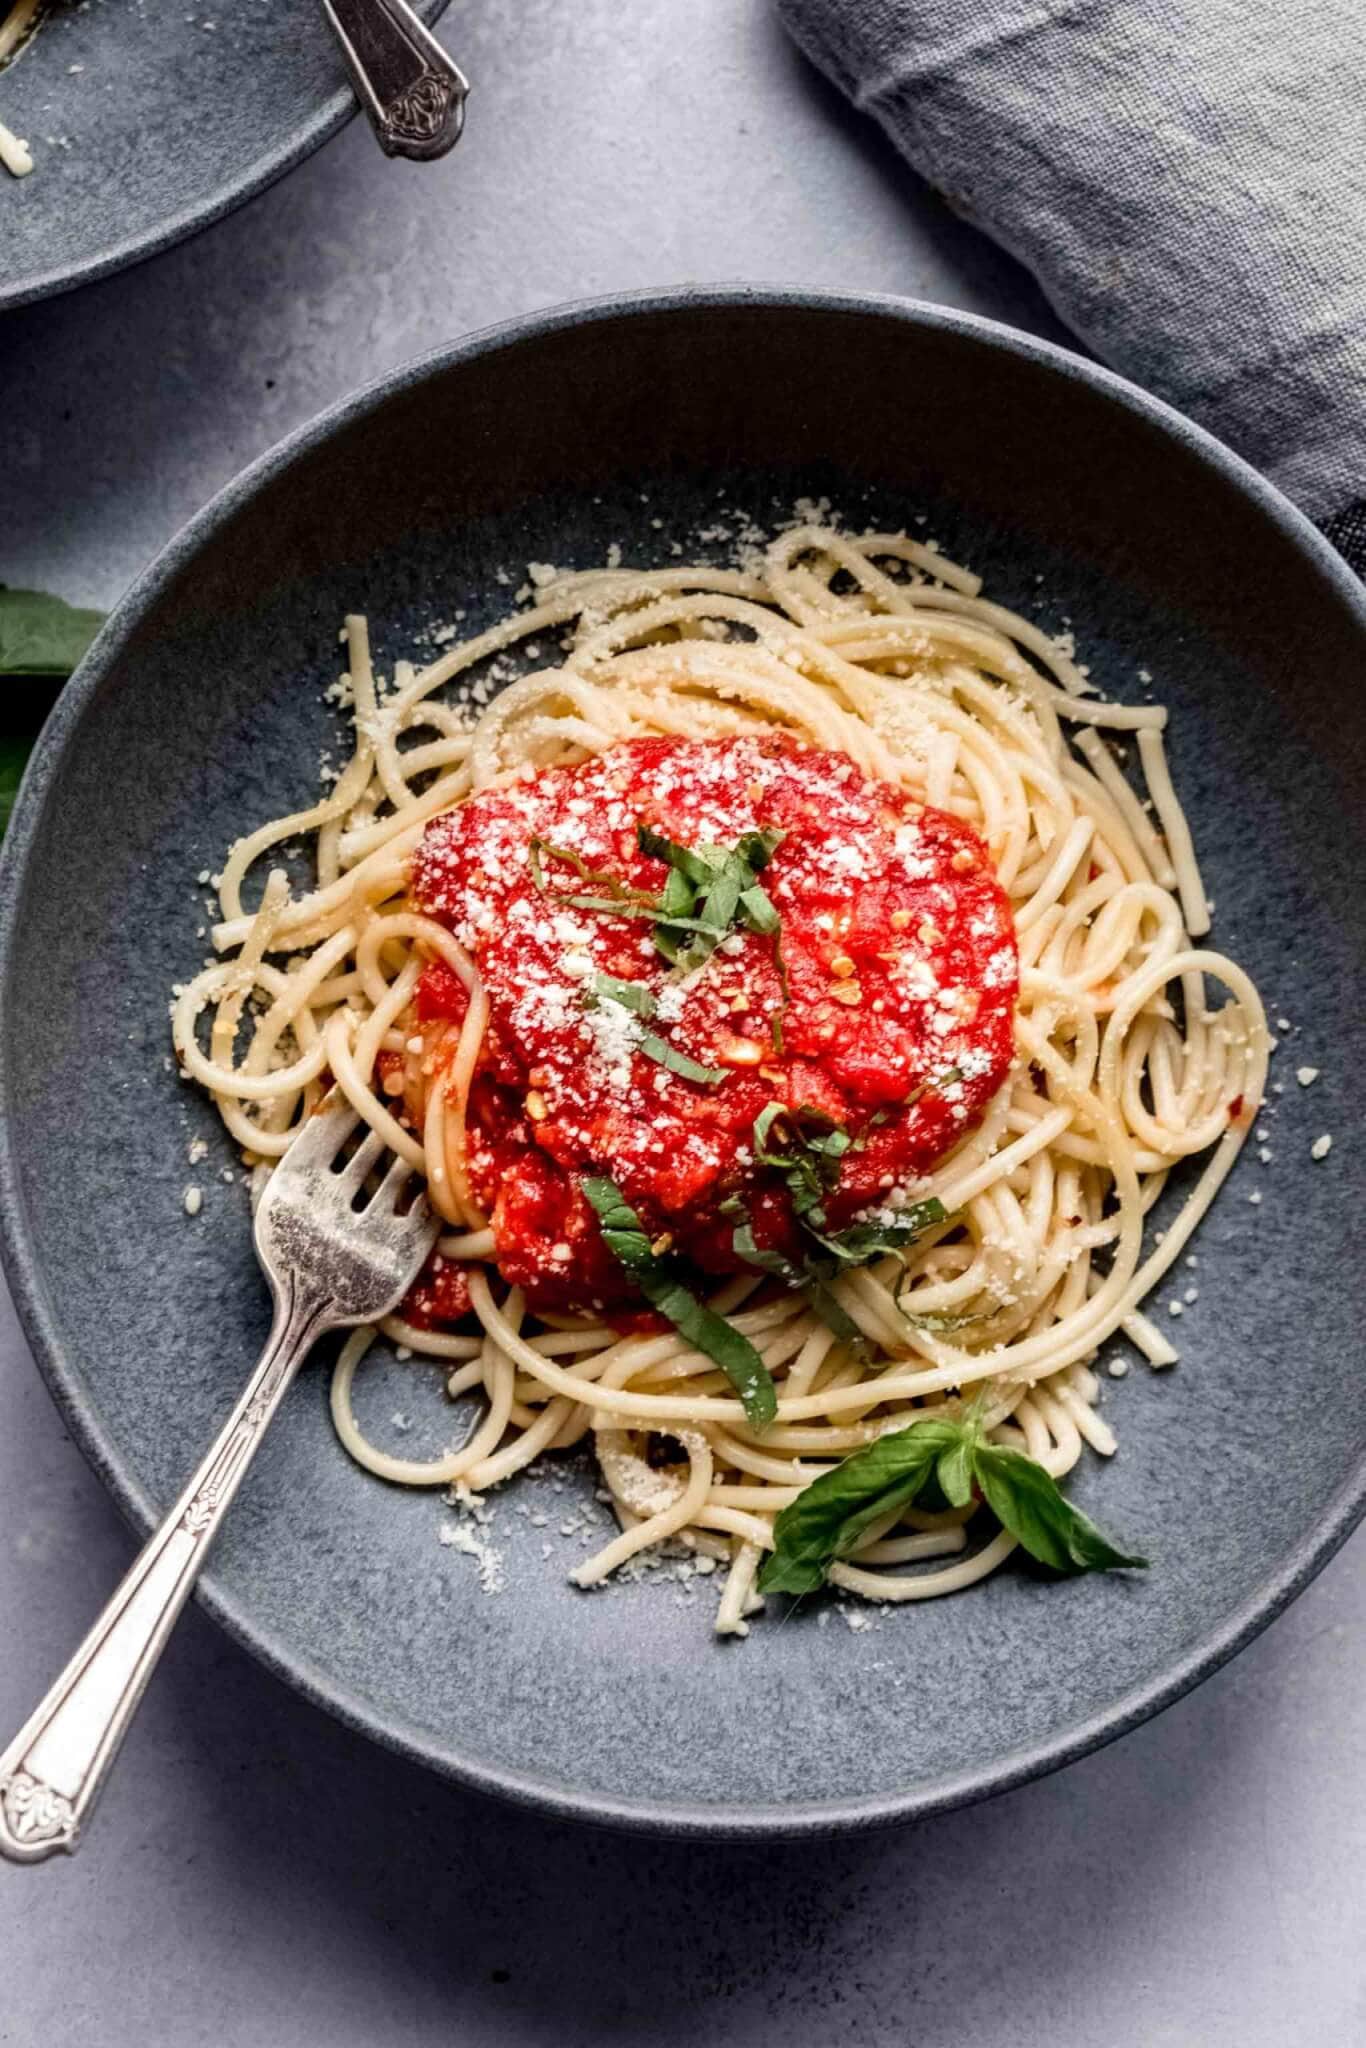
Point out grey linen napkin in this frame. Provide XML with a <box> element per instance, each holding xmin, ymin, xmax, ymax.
<box><xmin>777</xmin><ymin>0</ymin><xmax>1366</xmax><ymax>573</ymax></box>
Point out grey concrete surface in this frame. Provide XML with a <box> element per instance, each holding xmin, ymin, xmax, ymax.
<box><xmin>1</xmin><ymin>4</ymin><xmax>1361</xmax><ymax>2042</ymax></box>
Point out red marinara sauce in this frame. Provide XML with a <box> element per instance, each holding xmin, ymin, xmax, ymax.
<box><xmin>408</xmin><ymin>734</ymin><xmax>1018</xmax><ymax>1315</ymax></box>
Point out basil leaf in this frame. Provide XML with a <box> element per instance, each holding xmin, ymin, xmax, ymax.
<box><xmin>528</xmin><ymin>838</ymin><xmax>727</xmax><ymax>933</ymax></box>
<box><xmin>638</xmin><ymin>1032</ymin><xmax>727</xmax><ymax>1086</ymax></box>
<box><xmin>0</xmin><ymin>587</ymin><xmax>104</xmax><ymax>677</ymax></box>
<box><xmin>752</xmin><ymin>1102</ymin><xmax>786</xmax><ymax>1154</ymax></box>
<box><xmin>759</xmin><ymin>1417</ymin><xmax>965</xmax><ymax>1595</ymax></box>
<box><xmin>582</xmin><ymin>1176</ymin><xmax>777</xmax><ymax>1426</ymax></box>
<box><xmin>588</xmin><ymin>972</ymin><xmax>656</xmax><ymax>1017</ymax></box>
<box><xmin>731</xmin><ymin>1218</ymin><xmax>866</xmax><ymax>1346</ymax></box>
<box><xmin>529</xmin><ymin>836</ymin><xmax>649</xmax><ymax>903</ymax></box>
<box><xmin>1</xmin><ymin>737</ymin><xmax>32</xmax><ymax>837</ymax></box>
<box><xmin>936</xmin><ymin>1436</ymin><xmax>975</xmax><ymax>1508</ymax></box>
<box><xmin>738</xmin><ymin>882</ymin><xmax>779</xmax><ymax>933</ymax></box>
<box><xmin>573</xmin><ymin>899</ymin><xmax>720</xmax><ymax>931</ymax></box>
<box><xmin>807</xmin><ymin>1197</ymin><xmax>947</xmax><ymax>1267</ymax></box>
<box><xmin>731</xmin><ymin>1221</ymin><xmax>803</xmax><ymax>1285</ymax></box>
<box><xmin>1</xmin><ymin>589</ymin><xmax>105</xmax><ymax>838</ymax></box>
<box><xmin>751</xmin><ymin>1102</ymin><xmax>852</xmax><ymax>1234</ymax></box>
<box><xmin>652</xmin><ymin>864</ymin><xmax>701</xmax><ymax>960</ymax></box>
<box><xmin>638</xmin><ymin>822</ymin><xmax>786</xmax><ymax>973</ymax></box>
<box><xmin>971</xmin><ymin>1443</ymin><xmax>1147</xmax><ymax>1572</ymax></box>
<box><xmin>803</xmin><ymin>1275</ymin><xmax>865</xmax><ymax>1346</ymax></box>
<box><xmin>752</xmin><ymin>1108</ymin><xmax>944</xmax><ymax>1269</ymax></box>
<box><xmin>635</xmin><ymin>824</ymin><xmax>721</xmax><ymax>887</ymax></box>
<box><xmin>586</xmin><ymin>975</ymin><xmax>726</xmax><ymax>1085</ymax></box>
<box><xmin>691</xmin><ymin>830</ymin><xmax>784</xmax><ymax>966</ymax></box>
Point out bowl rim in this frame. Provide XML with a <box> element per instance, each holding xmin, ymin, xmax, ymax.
<box><xmin>0</xmin><ymin>0</ymin><xmax>450</xmax><ymax>314</ymax></box>
<box><xmin>3</xmin><ymin>283</ymin><xmax>1364</xmax><ymax>1839</ymax></box>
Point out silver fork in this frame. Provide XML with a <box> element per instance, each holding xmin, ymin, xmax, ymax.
<box><xmin>0</xmin><ymin>1098</ymin><xmax>439</xmax><ymax>1864</ymax></box>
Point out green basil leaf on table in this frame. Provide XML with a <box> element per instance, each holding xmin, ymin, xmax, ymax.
<box><xmin>0</xmin><ymin>587</ymin><xmax>105</xmax><ymax>837</ymax></box>
<box><xmin>0</xmin><ymin>587</ymin><xmax>105</xmax><ymax>676</ymax></box>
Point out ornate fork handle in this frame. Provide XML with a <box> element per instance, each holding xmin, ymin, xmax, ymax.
<box><xmin>320</xmin><ymin>0</ymin><xmax>468</xmax><ymax>160</ymax></box>
<box><xmin>0</xmin><ymin>1278</ymin><xmax>331</xmax><ymax>1863</ymax></box>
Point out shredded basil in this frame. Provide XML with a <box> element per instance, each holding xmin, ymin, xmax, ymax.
<box><xmin>528</xmin><ymin>836</ymin><xmax>652</xmax><ymax>905</ymax></box>
<box><xmin>730</xmin><ymin>1211</ymin><xmax>866</xmax><ymax>1348</ymax></box>
<box><xmin>587</xmin><ymin>971</ymin><xmax>656</xmax><ymax>1017</ymax></box>
<box><xmin>804</xmin><ymin>1198</ymin><xmax>948</xmax><ymax>1268</ymax></box>
<box><xmin>750</xmin><ymin>1101</ymin><xmax>946</xmax><ymax>1270</ymax></box>
<box><xmin>585</xmin><ymin>973</ymin><xmax>726</xmax><ymax>1085</ymax></box>
<box><xmin>636</xmin><ymin>822</ymin><xmax>786</xmax><ymax>974</ymax></box>
<box><xmin>637</xmin><ymin>1033</ymin><xmax>727</xmax><ymax>1085</ymax></box>
<box><xmin>751</xmin><ymin>1102</ymin><xmax>849</xmax><ymax>1230</ymax></box>
<box><xmin>529</xmin><ymin>825</ymin><xmax>789</xmax><ymax>1047</ymax></box>
<box><xmin>529</xmin><ymin>837</ymin><xmax>719</xmax><ymax>932</ymax></box>
<box><xmin>758</xmin><ymin>1413</ymin><xmax>1146</xmax><ymax>1595</ymax></box>
<box><xmin>582</xmin><ymin>1177</ymin><xmax>777</xmax><ymax>1427</ymax></box>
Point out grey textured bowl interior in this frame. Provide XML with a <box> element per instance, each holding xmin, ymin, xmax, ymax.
<box><xmin>0</xmin><ymin>0</ymin><xmax>446</xmax><ymax>310</ymax></box>
<box><xmin>2</xmin><ymin>291</ymin><xmax>1364</xmax><ymax>1837</ymax></box>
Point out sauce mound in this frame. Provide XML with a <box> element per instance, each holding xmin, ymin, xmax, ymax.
<box><xmin>411</xmin><ymin>734</ymin><xmax>1018</xmax><ymax>1313</ymax></box>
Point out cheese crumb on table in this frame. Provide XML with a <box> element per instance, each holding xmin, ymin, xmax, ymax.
<box><xmin>1310</xmin><ymin>1134</ymin><xmax>1333</xmax><ymax>1161</ymax></box>
<box><xmin>1296</xmin><ymin>1066</ymin><xmax>1320</xmax><ymax>1086</ymax></box>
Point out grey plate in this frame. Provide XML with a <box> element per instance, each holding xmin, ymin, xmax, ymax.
<box><xmin>0</xmin><ymin>0</ymin><xmax>447</xmax><ymax>311</ymax></box>
<box><xmin>2</xmin><ymin>289</ymin><xmax>1364</xmax><ymax>1838</ymax></box>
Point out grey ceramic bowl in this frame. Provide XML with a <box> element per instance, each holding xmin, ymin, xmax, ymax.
<box><xmin>2</xmin><ymin>289</ymin><xmax>1364</xmax><ymax>1838</ymax></box>
<box><xmin>0</xmin><ymin>0</ymin><xmax>447</xmax><ymax>310</ymax></box>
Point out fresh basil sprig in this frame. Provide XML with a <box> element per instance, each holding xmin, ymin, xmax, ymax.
<box><xmin>1</xmin><ymin>587</ymin><xmax>105</xmax><ymax>837</ymax></box>
<box><xmin>758</xmin><ymin>1412</ymin><xmax>1147</xmax><ymax>1595</ymax></box>
<box><xmin>584</xmin><ymin>971</ymin><xmax>728</xmax><ymax>1086</ymax></box>
<box><xmin>582</xmin><ymin>1176</ymin><xmax>777</xmax><ymax>1427</ymax></box>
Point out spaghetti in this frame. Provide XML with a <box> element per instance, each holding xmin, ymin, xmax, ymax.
<box><xmin>173</xmin><ymin>524</ymin><xmax>1268</xmax><ymax>1634</ymax></box>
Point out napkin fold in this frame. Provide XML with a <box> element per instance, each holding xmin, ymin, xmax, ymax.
<box><xmin>778</xmin><ymin>0</ymin><xmax>1366</xmax><ymax>573</ymax></box>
